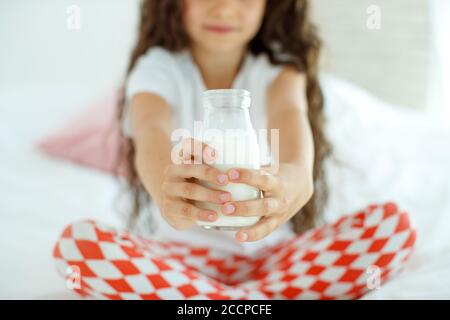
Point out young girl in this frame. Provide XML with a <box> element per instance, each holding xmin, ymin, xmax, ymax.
<box><xmin>53</xmin><ymin>0</ymin><xmax>416</xmax><ymax>300</ymax></box>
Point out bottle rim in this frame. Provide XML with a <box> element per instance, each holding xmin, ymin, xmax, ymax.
<box><xmin>203</xmin><ymin>89</ymin><xmax>250</xmax><ymax>98</ymax></box>
<box><xmin>203</xmin><ymin>89</ymin><xmax>251</xmax><ymax>109</ymax></box>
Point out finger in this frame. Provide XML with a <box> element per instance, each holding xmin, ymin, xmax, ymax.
<box><xmin>161</xmin><ymin>199</ymin><xmax>193</xmax><ymax>230</ymax></box>
<box><xmin>235</xmin><ymin>216</ymin><xmax>280</xmax><ymax>242</ymax></box>
<box><xmin>226</xmin><ymin>168</ymin><xmax>280</xmax><ymax>191</ymax></box>
<box><xmin>165</xmin><ymin>199</ymin><xmax>218</xmax><ymax>228</ymax></box>
<box><xmin>166</xmin><ymin>163</ymin><xmax>229</xmax><ymax>186</ymax></box>
<box><xmin>162</xmin><ymin>181</ymin><xmax>231</xmax><ymax>204</ymax></box>
<box><xmin>179</xmin><ymin>138</ymin><xmax>217</xmax><ymax>164</ymax></box>
<box><xmin>220</xmin><ymin>197</ymin><xmax>285</xmax><ymax>217</ymax></box>
<box><xmin>260</xmin><ymin>164</ymin><xmax>278</xmax><ymax>174</ymax></box>
<box><xmin>175</xmin><ymin>200</ymin><xmax>218</xmax><ymax>222</ymax></box>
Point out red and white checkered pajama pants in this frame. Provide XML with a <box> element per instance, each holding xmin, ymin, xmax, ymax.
<box><xmin>53</xmin><ymin>201</ymin><xmax>416</xmax><ymax>300</ymax></box>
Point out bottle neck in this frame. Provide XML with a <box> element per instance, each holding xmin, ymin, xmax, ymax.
<box><xmin>202</xmin><ymin>89</ymin><xmax>253</xmax><ymax>131</ymax></box>
<box><xmin>201</xmin><ymin>90</ymin><xmax>258</xmax><ymax>167</ymax></box>
<box><xmin>203</xmin><ymin>106</ymin><xmax>253</xmax><ymax>131</ymax></box>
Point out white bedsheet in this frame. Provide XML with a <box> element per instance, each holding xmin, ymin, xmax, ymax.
<box><xmin>320</xmin><ymin>75</ymin><xmax>450</xmax><ymax>299</ymax></box>
<box><xmin>1</xmin><ymin>76</ymin><xmax>449</xmax><ymax>299</ymax></box>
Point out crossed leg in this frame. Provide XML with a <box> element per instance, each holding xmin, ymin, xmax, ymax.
<box><xmin>53</xmin><ymin>201</ymin><xmax>416</xmax><ymax>299</ymax></box>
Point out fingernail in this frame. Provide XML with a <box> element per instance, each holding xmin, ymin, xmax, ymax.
<box><xmin>238</xmin><ymin>232</ymin><xmax>248</xmax><ymax>242</ymax></box>
<box><xmin>208</xmin><ymin>213</ymin><xmax>216</xmax><ymax>221</ymax></box>
<box><xmin>229</xmin><ymin>169</ymin><xmax>239</xmax><ymax>180</ymax></box>
<box><xmin>223</xmin><ymin>203</ymin><xmax>235</xmax><ymax>214</ymax></box>
<box><xmin>219</xmin><ymin>193</ymin><xmax>230</xmax><ymax>202</ymax></box>
<box><xmin>217</xmin><ymin>174</ymin><xmax>228</xmax><ymax>185</ymax></box>
<box><xmin>205</xmin><ymin>147</ymin><xmax>215</xmax><ymax>159</ymax></box>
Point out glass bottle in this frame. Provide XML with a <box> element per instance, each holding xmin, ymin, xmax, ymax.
<box><xmin>196</xmin><ymin>89</ymin><xmax>262</xmax><ymax>231</ymax></box>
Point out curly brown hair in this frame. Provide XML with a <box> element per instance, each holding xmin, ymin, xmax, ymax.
<box><xmin>116</xmin><ymin>0</ymin><xmax>333</xmax><ymax>235</ymax></box>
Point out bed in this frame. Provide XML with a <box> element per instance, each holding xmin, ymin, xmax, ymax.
<box><xmin>1</xmin><ymin>75</ymin><xmax>449</xmax><ymax>299</ymax></box>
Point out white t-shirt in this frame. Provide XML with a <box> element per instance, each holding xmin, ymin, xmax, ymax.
<box><xmin>123</xmin><ymin>46</ymin><xmax>295</xmax><ymax>257</ymax></box>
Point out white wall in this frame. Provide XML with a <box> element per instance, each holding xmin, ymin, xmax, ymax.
<box><xmin>0</xmin><ymin>0</ymin><xmax>140</xmax><ymax>93</ymax></box>
<box><xmin>312</xmin><ymin>0</ymin><xmax>430</xmax><ymax>110</ymax></box>
<box><xmin>428</xmin><ymin>0</ymin><xmax>450</xmax><ymax>124</ymax></box>
<box><xmin>1</xmin><ymin>0</ymin><xmax>446</xmax><ymax>117</ymax></box>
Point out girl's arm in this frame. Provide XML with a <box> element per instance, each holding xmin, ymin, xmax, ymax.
<box><xmin>219</xmin><ymin>67</ymin><xmax>315</xmax><ymax>242</ymax></box>
<box><xmin>130</xmin><ymin>93</ymin><xmax>174</xmax><ymax>210</ymax></box>
<box><xmin>267</xmin><ymin>67</ymin><xmax>315</xmax><ymax>178</ymax></box>
<box><xmin>130</xmin><ymin>93</ymin><xmax>231</xmax><ymax>230</ymax></box>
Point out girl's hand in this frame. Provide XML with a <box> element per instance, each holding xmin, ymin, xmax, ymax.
<box><xmin>160</xmin><ymin>138</ymin><xmax>231</xmax><ymax>230</ymax></box>
<box><xmin>222</xmin><ymin>163</ymin><xmax>314</xmax><ymax>242</ymax></box>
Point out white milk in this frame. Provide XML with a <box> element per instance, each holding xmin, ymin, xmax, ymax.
<box><xmin>196</xmin><ymin>131</ymin><xmax>263</xmax><ymax>230</ymax></box>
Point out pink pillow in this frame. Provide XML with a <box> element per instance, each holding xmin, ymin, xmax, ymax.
<box><xmin>36</xmin><ymin>90</ymin><xmax>127</xmax><ymax>177</ymax></box>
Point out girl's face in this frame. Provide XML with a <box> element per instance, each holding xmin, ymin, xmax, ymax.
<box><xmin>183</xmin><ymin>0</ymin><xmax>267</xmax><ymax>53</ymax></box>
